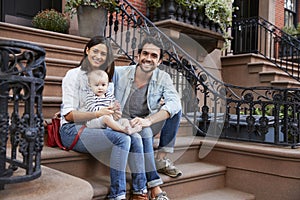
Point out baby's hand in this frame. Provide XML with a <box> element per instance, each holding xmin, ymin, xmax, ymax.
<box><xmin>111</xmin><ymin>100</ymin><xmax>121</xmax><ymax>111</ymax></box>
<box><xmin>112</xmin><ymin>110</ymin><xmax>122</xmax><ymax>120</ymax></box>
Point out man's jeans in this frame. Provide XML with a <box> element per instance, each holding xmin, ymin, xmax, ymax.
<box><xmin>138</xmin><ymin>127</ymin><xmax>163</xmax><ymax>188</ymax></box>
<box><xmin>151</xmin><ymin>110</ymin><xmax>182</xmax><ymax>153</ymax></box>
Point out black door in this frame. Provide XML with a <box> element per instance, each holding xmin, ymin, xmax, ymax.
<box><xmin>232</xmin><ymin>0</ymin><xmax>259</xmax><ymax>54</ymax></box>
<box><xmin>0</xmin><ymin>0</ymin><xmax>62</xmax><ymax>27</ymax></box>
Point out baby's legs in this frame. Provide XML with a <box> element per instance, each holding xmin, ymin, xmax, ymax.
<box><xmin>86</xmin><ymin>117</ymin><xmax>106</xmax><ymax>129</ymax></box>
<box><xmin>103</xmin><ymin>116</ymin><xmax>141</xmax><ymax>134</ymax></box>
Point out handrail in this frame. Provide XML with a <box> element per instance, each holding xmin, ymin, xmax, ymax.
<box><xmin>231</xmin><ymin>16</ymin><xmax>300</xmax><ymax>83</ymax></box>
<box><xmin>105</xmin><ymin>1</ymin><xmax>300</xmax><ymax>148</ymax></box>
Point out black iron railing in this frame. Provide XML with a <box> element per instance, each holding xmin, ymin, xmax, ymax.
<box><xmin>0</xmin><ymin>40</ymin><xmax>46</xmax><ymax>189</ymax></box>
<box><xmin>105</xmin><ymin>1</ymin><xmax>299</xmax><ymax>148</ymax></box>
<box><xmin>231</xmin><ymin>16</ymin><xmax>300</xmax><ymax>83</ymax></box>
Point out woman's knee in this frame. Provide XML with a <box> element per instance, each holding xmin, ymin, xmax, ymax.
<box><xmin>130</xmin><ymin>133</ymin><xmax>144</xmax><ymax>153</ymax></box>
<box><xmin>130</xmin><ymin>133</ymin><xmax>143</xmax><ymax>149</ymax></box>
<box><xmin>104</xmin><ymin>129</ymin><xmax>131</xmax><ymax>151</ymax></box>
<box><xmin>118</xmin><ymin>134</ymin><xmax>131</xmax><ymax>149</ymax></box>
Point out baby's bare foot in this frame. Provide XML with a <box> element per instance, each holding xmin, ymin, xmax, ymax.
<box><xmin>132</xmin><ymin>125</ymin><xmax>142</xmax><ymax>133</ymax></box>
<box><xmin>124</xmin><ymin>125</ymin><xmax>142</xmax><ymax>135</ymax></box>
<box><xmin>123</xmin><ymin>126</ymin><xmax>133</xmax><ymax>135</ymax></box>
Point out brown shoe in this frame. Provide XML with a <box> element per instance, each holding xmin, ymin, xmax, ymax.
<box><xmin>156</xmin><ymin>158</ymin><xmax>182</xmax><ymax>178</ymax></box>
<box><xmin>131</xmin><ymin>193</ymin><xmax>149</xmax><ymax>200</ymax></box>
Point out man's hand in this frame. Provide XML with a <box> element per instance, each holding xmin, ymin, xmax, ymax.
<box><xmin>130</xmin><ymin>117</ymin><xmax>152</xmax><ymax>128</ymax></box>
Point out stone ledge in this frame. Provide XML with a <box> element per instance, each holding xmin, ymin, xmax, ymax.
<box><xmin>0</xmin><ymin>165</ymin><xmax>93</xmax><ymax>200</ymax></box>
<box><xmin>172</xmin><ymin>187</ymin><xmax>255</xmax><ymax>200</ymax></box>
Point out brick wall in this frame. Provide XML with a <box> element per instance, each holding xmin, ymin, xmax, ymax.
<box><xmin>275</xmin><ymin>0</ymin><xmax>300</xmax><ymax>28</ymax></box>
<box><xmin>275</xmin><ymin>0</ymin><xmax>285</xmax><ymax>29</ymax></box>
<box><xmin>126</xmin><ymin>0</ymin><xmax>147</xmax><ymax>15</ymax></box>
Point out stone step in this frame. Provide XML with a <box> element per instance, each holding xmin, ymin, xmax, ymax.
<box><xmin>42</xmin><ymin>96</ymin><xmax>62</xmax><ymax>119</ymax></box>
<box><xmin>86</xmin><ymin>161</ymin><xmax>227</xmax><ymax>200</ymax></box>
<box><xmin>0</xmin><ymin>165</ymin><xmax>93</xmax><ymax>200</ymax></box>
<box><xmin>248</xmin><ymin>61</ymin><xmax>278</xmax><ymax>74</ymax></box>
<box><xmin>248</xmin><ymin>62</ymin><xmax>300</xmax><ymax>86</ymax></box>
<box><xmin>6</xmin><ymin>96</ymin><xmax>61</xmax><ymax>120</ymax></box>
<box><xmin>41</xmin><ymin>135</ymin><xmax>200</xmax><ymax>179</ymax></box>
<box><xmin>259</xmin><ymin>71</ymin><xmax>295</xmax><ymax>82</ymax></box>
<box><xmin>221</xmin><ymin>53</ymin><xmax>268</xmax><ymax>67</ymax></box>
<box><xmin>41</xmin><ymin>146</ymin><xmax>102</xmax><ymax>179</ymax></box>
<box><xmin>0</xmin><ymin>36</ymin><xmax>84</xmax><ymax>61</ymax></box>
<box><xmin>40</xmin><ymin>136</ymin><xmax>236</xmax><ymax>200</ymax></box>
<box><xmin>0</xmin><ymin>22</ymin><xmax>89</xmax><ymax>49</ymax></box>
<box><xmin>44</xmin><ymin>76</ymin><xmax>63</xmax><ymax>97</ymax></box>
<box><xmin>222</xmin><ymin>54</ymin><xmax>300</xmax><ymax>89</ymax></box>
<box><xmin>154</xmin><ymin>135</ymin><xmax>201</xmax><ymax>164</ymax></box>
<box><xmin>160</xmin><ymin>162</ymin><xmax>226</xmax><ymax>199</ymax></box>
<box><xmin>172</xmin><ymin>187</ymin><xmax>255</xmax><ymax>200</ymax></box>
<box><xmin>45</xmin><ymin>57</ymin><xmax>79</xmax><ymax>77</ymax></box>
<box><xmin>270</xmin><ymin>80</ymin><xmax>300</xmax><ymax>88</ymax></box>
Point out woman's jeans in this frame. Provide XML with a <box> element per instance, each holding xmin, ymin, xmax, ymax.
<box><xmin>60</xmin><ymin>123</ymin><xmax>147</xmax><ymax>200</ymax></box>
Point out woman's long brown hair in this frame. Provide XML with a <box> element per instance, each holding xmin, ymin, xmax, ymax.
<box><xmin>79</xmin><ymin>36</ymin><xmax>115</xmax><ymax>82</ymax></box>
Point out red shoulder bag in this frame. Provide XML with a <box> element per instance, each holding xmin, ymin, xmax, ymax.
<box><xmin>46</xmin><ymin>114</ymin><xmax>86</xmax><ymax>151</ymax></box>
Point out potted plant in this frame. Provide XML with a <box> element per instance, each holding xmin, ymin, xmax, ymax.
<box><xmin>32</xmin><ymin>9</ymin><xmax>70</xmax><ymax>34</ymax></box>
<box><xmin>146</xmin><ymin>0</ymin><xmax>235</xmax><ymax>48</ymax></box>
<box><xmin>64</xmin><ymin>0</ymin><xmax>118</xmax><ymax>37</ymax></box>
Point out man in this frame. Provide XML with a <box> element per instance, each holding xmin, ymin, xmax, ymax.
<box><xmin>113</xmin><ymin>36</ymin><xmax>182</xmax><ymax>178</ymax></box>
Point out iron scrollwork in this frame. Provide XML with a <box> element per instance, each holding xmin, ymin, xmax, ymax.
<box><xmin>0</xmin><ymin>40</ymin><xmax>46</xmax><ymax>189</ymax></box>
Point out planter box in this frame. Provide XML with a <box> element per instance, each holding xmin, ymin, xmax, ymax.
<box><xmin>188</xmin><ymin>112</ymin><xmax>283</xmax><ymax>143</ymax></box>
<box><xmin>77</xmin><ymin>6</ymin><xmax>107</xmax><ymax>38</ymax></box>
<box><xmin>223</xmin><ymin>114</ymin><xmax>269</xmax><ymax>142</ymax></box>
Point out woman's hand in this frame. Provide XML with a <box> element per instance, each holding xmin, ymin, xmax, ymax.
<box><xmin>95</xmin><ymin>107</ymin><xmax>114</xmax><ymax>118</ymax></box>
<box><xmin>54</xmin><ymin>111</ymin><xmax>61</xmax><ymax>119</ymax></box>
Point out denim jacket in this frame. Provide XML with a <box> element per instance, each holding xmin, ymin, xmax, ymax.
<box><xmin>113</xmin><ymin>65</ymin><xmax>181</xmax><ymax>118</ymax></box>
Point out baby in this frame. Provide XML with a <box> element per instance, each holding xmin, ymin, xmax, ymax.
<box><xmin>85</xmin><ymin>69</ymin><xmax>142</xmax><ymax>134</ymax></box>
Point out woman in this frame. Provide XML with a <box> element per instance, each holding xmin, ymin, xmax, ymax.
<box><xmin>60</xmin><ymin>36</ymin><xmax>148</xmax><ymax>200</ymax></box>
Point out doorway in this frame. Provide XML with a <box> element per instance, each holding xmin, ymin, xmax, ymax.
<box><xmin>232</xmin><ymin>0</ymin><xmax>259</xmax><ymax>54</ymax></box>
<box><xmin>0</xmin><ymin>0</ymin><xmax>62</xmax><ymax>27</ymax></box>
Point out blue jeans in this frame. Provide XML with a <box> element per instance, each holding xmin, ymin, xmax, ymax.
<box><xmin>152</xmin><ymin>110</ymin><xmax>182</xmax><ymax>153</ymax></box>
<box><xmin>129</xmin><ymin>133</ymin><xmax>149</xmax><ymax>194</ymax></box>
<box><xmin>60</xmin><ymin>123</ymin><xmax>147</xmax><ymax>200</ymax></box>
<box><xmin>138</xmin><ymin>127</ymin><xmax>163</xmax><ymax>188</ymax></box>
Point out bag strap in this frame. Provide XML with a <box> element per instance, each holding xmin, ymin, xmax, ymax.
<box><xmin>50</xmin><ymin>113</ymin><xmax>86</xmax><ymax>151</ymax></box>
<box><xmin>67</xmin><ymin>125</ymin><xmax>86</xmax><ymax>151</ymax></box>
<box><xmin>51</xmin><ymin>117</ymin><xmax>67</xmax><ymax>150</ymax></box>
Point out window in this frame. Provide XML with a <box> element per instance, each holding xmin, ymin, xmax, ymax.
<box><xmin>284</xmin><ymin>0</ymin><xmax>297</xmax><ymax>27</ymax></box>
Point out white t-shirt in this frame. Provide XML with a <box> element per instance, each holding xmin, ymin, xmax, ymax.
<box><xmin>60</xmin><ymin>67</ymin><xmax>114</xmax><ymax>125</ymax></box>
